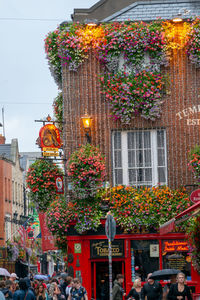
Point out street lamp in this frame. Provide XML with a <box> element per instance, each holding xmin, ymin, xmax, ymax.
<box><xmin>81</xmin><ymin>112</ymin><xmax>92</xmax><ymax>143</ymax></box>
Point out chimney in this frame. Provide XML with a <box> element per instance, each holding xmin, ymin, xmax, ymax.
<box><xmin>0</xmin><ymin>134</ymin><xmax>5</xmax><ymax>144</ymax></box>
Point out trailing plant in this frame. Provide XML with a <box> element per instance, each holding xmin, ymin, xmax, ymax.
<box><xmin>187</xmin><ymin>17</ymin><xmax>200</xmax><ymax>66</ymax></box>
<box><xmin>104</xmin><ymin>185</ymin><xmax>191</xmax><ymax>231</ymax></box>
<box><xmin>188</xmin><ymin>144</ymin><xmax>200</xmax><ymax>183</ymax></box>
<box><xmin>53</xmin><ymin>92</ymin><xmax>63</xmax><ymax>131</ymax></box>
<box><xmin>67</xmin><ymin>144</ymin><xmax>106</xmax><ymax>199</ymax></box>
<box><xmin>26</xmin><ymin>159</ymin><xmax>63</xmax><ymax>211</ymax></box>
<box><xmin>100</xmin><ymin>70</ymin><xmax>165</xmax><ymax>123</ymax></box>
<box><xmin>186</xmin><ymin>216</ymin><xmax>200</xmax><ymax>273</ymax></box>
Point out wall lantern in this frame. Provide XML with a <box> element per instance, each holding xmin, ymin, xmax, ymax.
<box><xmin>85</xmin><ymin>19</ymin><xmax>98</xmax><ymax>27</ymax></box>
<box><xmin>172</xmin><ymin>16</ymin><xmax>183</xmax><ymax>23</ymax></box>
<box><xmin>81</xmin><ymin>112</ymin><xmax>92</xmax><ymax>143</ymax></box>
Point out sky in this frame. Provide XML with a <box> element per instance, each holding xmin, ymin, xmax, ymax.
<box><xmin>0</xmin><ymin>0</ymin><xmax>98</xmax><ymax>152</ymax></box>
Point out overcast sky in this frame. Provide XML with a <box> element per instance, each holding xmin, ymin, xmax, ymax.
<box><xmin>0</xmin><ymin>0</ymin><xmax>98</xmax><ymax>152</ymax></box>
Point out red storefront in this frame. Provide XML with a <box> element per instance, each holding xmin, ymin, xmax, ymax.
<box><xmin>66</xmin><ymin>220</ymin><xmax>200</xmax><ymax>300</ymax></box>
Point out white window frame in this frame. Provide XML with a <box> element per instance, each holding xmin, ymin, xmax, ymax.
<box><xmin>112</xmin><ymin>129</ymin><xmax>167</xmax><ymax>187</ymax></box>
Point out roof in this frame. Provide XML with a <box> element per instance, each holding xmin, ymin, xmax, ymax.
<box><xmin>103</xmin><ymin>0</ymin><xmax>200</xmax><ymax>22</ymax></box>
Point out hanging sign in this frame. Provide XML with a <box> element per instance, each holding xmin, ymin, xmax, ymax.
<box><xmin>39</xmin><ymin>124</ymin><xmax>61</xmax><ymax>156</ymax></box>
<box><xmin>190</xmin><ymin>189</ymin><xmax>200</xmax><ymax>204</ymax></box>
<box><xmin>55</xmin><ymin>175</ymin><xmax>64</xmax><ymax>194</ymax></box>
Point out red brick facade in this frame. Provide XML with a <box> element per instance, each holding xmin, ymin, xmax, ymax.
<box><xmin>62</xmin><ymin>47</ymin><xmax>200</xmax><ymax>190</ymax></box>
<box><xmin>0</xmin><ymin>159</ymin><xmax>12</xmax><ymax>246</ymax></box>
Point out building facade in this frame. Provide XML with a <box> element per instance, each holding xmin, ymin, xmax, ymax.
<box><xmin>45</xmin><ymin>0</ymin><xmax>200</xmax><ymax>298</ymax></box>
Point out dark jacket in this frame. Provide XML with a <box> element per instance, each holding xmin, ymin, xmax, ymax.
<box><xmin>141</xmin><ymin>282</ymin><xmax>163</xmax><ymax>300</ymax></box>
<box><xmin>126</xmin><ymin>288</ymin><xmax>140</xmax><ymax>300</ymax></box>
<box><xmin>167</xmin><ymin>283</ymin><xmax>192</xmax><ymax>300</ymax></box>
<box><xmin>112</xmin><ymin>280</ymin><xmax>124</xmax><ymax>300</ymax></box>
<box><xmin>13</xmin><ymin>290</ymin><xmax>26</xmax><ymax>300</ymax></box>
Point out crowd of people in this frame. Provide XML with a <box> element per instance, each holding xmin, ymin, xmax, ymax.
<box><xmin>0</xmin><ymin>271</ymin><xmax>193</xmax><ymax>300</ymax></box>
<box><xmin>0</xmin><ymin>273</ymin><xmax>87</xmax><ymax>300</ymax></box>
<box><xmin>113</xmin><ymin>272</ymin><xmax>193</xmax><ymax>300</ymax></box>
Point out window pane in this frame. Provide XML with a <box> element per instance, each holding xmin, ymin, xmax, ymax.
<box><xmin>137</xmin><ymin>168</ymin><xmax>145</xmax><ymax>182</ymax></box>
<box><xmin>157</xmin><ymin>130</ymin><xmax>164</xmax><ymax>147</ymax></box>
<box><xmin>144</xmin><ymin>131</ymin><xmax>151</xmax><ymax>148</ymax></box>
<box><xmin>144</xmin><ymin>150</ymin><xmax>151</xmax><ymax>167</ymax></box>
<box><xmin>115</xmin><ymin>169</ymin><xmax>123</xmax><ymax>185</ymax></box>
<box><xmin>114</xmin><ymin>151</ymin><xmax>122</xmax><ymax>167</ymax></box>
<box><xmin>114</xmin><ymin>132</ymin><xmax>121</xmax><ymax>149</ymax></box>
<box><xmin>128</xmin><ymin>150</ymin><xmax>135</xmax><ymax>167</ymax></box>
<box><xmin>129</xmin><ymin>169</ymin><xmax>137</xmax><ymax>184</ymax></box>
<box><xmin>145</xmin><ymin>168</ymin><xmax>152</xmax><ymax>182</ymax></box>
<box><xmin>136</xmin><ymin>132</ymin><xmax>143</xmax><ymax>149</ymax></box>
<box><xmin>136</xmin><ymin>150</ymin><xmax>143</xmax><ymax>167</ymax></box>
<box><xmin>128</xmin><ymin>132</ymin><xmax>135</xmax><ymax>149</ymax></box>
<box><xmin>157</xmin><ymin>149</ymin><xmax>165</xmax><ymax>166</ymax></box>
<box><xmin>158</xmin><ymin>167</ymin><xmax>166</xmax><ymax>183</ymax></box>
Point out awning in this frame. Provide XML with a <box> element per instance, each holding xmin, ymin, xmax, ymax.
<box><xmin>160</xmin><ymin>201</ymin><xmax>200</xmax><ymax>235</ymax></box>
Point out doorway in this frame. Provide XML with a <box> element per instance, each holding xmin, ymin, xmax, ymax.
<box><xmin>95</xmin><ymin>261</ymin><xmax>123</xmax><ymax>300</ymax></box>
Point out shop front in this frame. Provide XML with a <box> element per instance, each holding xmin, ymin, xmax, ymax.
<box><xmin>66</xmin><ymin>224</ymin><xmax>200</xmax><ymax>300</ymax></box>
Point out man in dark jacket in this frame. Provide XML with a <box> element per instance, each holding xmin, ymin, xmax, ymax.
<box><xmin>112</xmin><ymin>274</ymin><xmax>126</xmax><ymax>300</ymax></box>
<box><xmin>141</xmin><ymin>273</ymin><xmax>163</xmax><ymax>300</ymax></box>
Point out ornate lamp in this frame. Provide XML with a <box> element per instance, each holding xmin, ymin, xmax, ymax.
<box><xmin>81</xmin><ymin>112</ymin><xmax>92</xmax><ymax>143</ymax></box>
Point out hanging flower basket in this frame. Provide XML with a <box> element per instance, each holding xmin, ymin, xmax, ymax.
<box><xmin>67</xmin><ymin>144</ymin><xmax>106</xmax><ymax>199</ymax></box>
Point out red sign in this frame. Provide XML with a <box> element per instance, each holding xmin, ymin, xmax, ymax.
<box><xmin>39</xmin><ymin>124</ymin><xmax>61</xmax><ymax>149</ymax></box>
<box><xmin>38</xmin><ymin>212</ymin><xmax>57</xmax><ymax>251</ymax></box>
<box><xmin>190</xmin><ymin>189</ymin><xmax>200</xmax><ymax>203</ymax></box>
<box><xmin>55</xmin><ymin>175</ymin><xmax>64</xmax><ymax>194</ymax></box>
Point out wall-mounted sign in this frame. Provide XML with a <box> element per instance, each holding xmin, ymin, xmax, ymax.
<box><xmin>90</xmin><ymin>240</ymin><xmax>124</xmax><ymax>258</ymax></box>
<box><xmin>190</xmin><ymin>189</ymin><xmax>200</xmax><ymax>203</ymax></box>
<box><xmin>150</xmin><ymin>244</ymin><xmax>159</xmax><ymax>257</ymax></box>
<box><xmin>74</xmin><ymin>243</ymin><xmax>82</xmax><ymax>254</ymax></box>
<box><xmin>176</xmin><ymin>105</ymin><xmax>200</xmax><ymax>125</ymax></box>
<box><xmin>39</xmin><ymin>124</ymin><xmax>61</xmax><ymax>150</ymax></box>
<box><xmin>55</xmin><ymin>175</ymin><xmax>64</xmax><ymax>194</ymax></box>
<box><xmin>162</xmin><ymin>240</ymin><xmax>189</xmax><ymax>254</ymax></box>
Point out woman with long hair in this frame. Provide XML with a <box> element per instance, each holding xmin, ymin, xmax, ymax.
<box><xmin>36</xmin><ymin>283</ymin><xmax>47</xmax><ymax>300</ymax></box>
<box><xmin>126</xmin><ymin>278</ymin><xmax>142</xmax><ymax>300</ymax></box>
<box><xmin>167</xmin><ymin>272</ymin><xmax>192</xmax><ymax>300</ymax></box>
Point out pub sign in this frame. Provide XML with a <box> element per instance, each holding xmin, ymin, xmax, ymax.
<box><xmin>90</xmin><ymin>239</ymin><xmax>124</xmax><ymax>259</ymax></box>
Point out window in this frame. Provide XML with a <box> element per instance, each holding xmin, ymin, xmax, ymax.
<box><xmin>5</xmin><ymin>214</ymin><xmax>11</xmax><ymax>241</ymax></box>
<box><xmin>112</xmin><ymin>130</ymin><xmax>167</xmax><ymax>187</ymax></box>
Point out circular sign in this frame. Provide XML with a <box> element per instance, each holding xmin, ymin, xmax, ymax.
<box><xmin>190</xmin><ymin>189</ymin><xmax>200</xmax><ymax>203</ymax></box>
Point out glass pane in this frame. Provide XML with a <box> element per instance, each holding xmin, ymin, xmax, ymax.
<box><xmin>145</xmin><ymin>168</ymin><xmax>152</xmax><ymax>182</ymax></box>
<box><xmin>114</xmin><ymin>151</ymin><xmax>122</xmax><ymax>167</ymax></box>
<box><xmin>157</xmin><ymin>130</ymin><xmax>164</xmax><ymax>147</ymax></box>
<box><xmin>128</xmin><ymin>150</ymin><xmax>135</xmax><ymax>167</ymax></box>
<box><xmin>157</xmin><ymin>149</ymin><xmax>165</xmax><ymax>166</ymax></box>
<box><xmin>128</xmin><ymin>132</ymin><xmax>135</xmax><ymax>149</ymax></box>
<box><xmin>137</xmin><ymin>168</ymin><xmax>145</xmax><ymax>182</ymax></box>
<box><xmin>144</xmin><ymin>149</ymin><xmax>151</xmax><ymax>167</ymax></box>
<box><xmin>136</xmin><ymin>132</ymin><xmax>143</xmax><ymax>149</ymax></box>
<box><xmin>144</xmin><ymin>131</ymin><xmax>151</xmax><ymax>148</ymax></box>
<box><xmin>129</xmin><ymin>169</ymin><xmax>136</xmax><ymax>184</ymax></box>
<box><xmin>115</xmin><ymin>169</ymin><xmax>123</xmax><ymax>185</ymax></box>
<box><xmin>114</xmin><ymin>132</ymin><xmax>121</xmax><ymax>149</ymax></box>
<box><xmin>158</xmin><ymin>167</ymin><xmax>166</xmax><ymax>183</ymax></box>
<box><xmin>136</xmin><ymin>150</ymin><xmax>143</xmax><ymax>167</ymax></box>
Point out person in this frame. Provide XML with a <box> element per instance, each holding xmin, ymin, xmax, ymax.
<box><xmin>141</xmin><ymin>273</ymin><xmax>162</xmax><ymax>300</ymax></box>
<box><xmin>163</xmin><ymin>275</ymin><xmax>177</xmax><ymax>300</ymax></box>
<box><xmin>23</xmin><ymin>278</ymin><xmax>36</xmax><ymax>300</ymax></box>
<box><xmin>126</xmin><ymin>278</ymin><xmax>142</xmax><ymax>300</ymax></box>
<box><xmin>65</xmin><ymin>277</ymin><xmax>74</xmax><ymax>300</ymax></box>
<box><xmin>0</xmin><ymin>290</ymin><xmax>5</xmax><ymax>300</ymax></box>
<box><xmin>35</xmin><ymin>284</ymin><xmax>47</xmax><ymax>300</ymax></box>
<box><xmin>68</xmin><ymin>278</ymin><xmax>88</xmax><ymax>300</ymax></box>
<box><xmin>13</xmin><ymin>279</ymin><xmax>27</xmax><ymax>300</ymax></box>
<box><xmin>9</xmin><ymin>275</ymin><xmax>17</xmax><ymax>284</ymax></box>
<box><xmin>48</xmin><ymin>282</ymin><xmax>60</xmax><ymax>300</ymax></box>
<box><xmin>112</xmin><ymin>274</ymin><xmax>126</xmax><ymax>300</ymax></box>
<box><xmin>167</xmin><ymin>272</ymin><xmax>192</xmax><ymax>300</ymax></box>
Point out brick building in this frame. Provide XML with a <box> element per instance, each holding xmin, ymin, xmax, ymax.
<box><xmin>0</xmin><ymin>136</ymin><xmax>24</xmax><ymax>246</ymax></box>
<box><xmin>45</xmin><ymin>0</ymin><xmax>200</xmax><ymax>297</ymax></box>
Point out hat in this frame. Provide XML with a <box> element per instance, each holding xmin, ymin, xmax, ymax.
<box><xmin>10</xmin><ymin>273</ymin><xmax>18</xmax><ymax>278</ymax></box>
